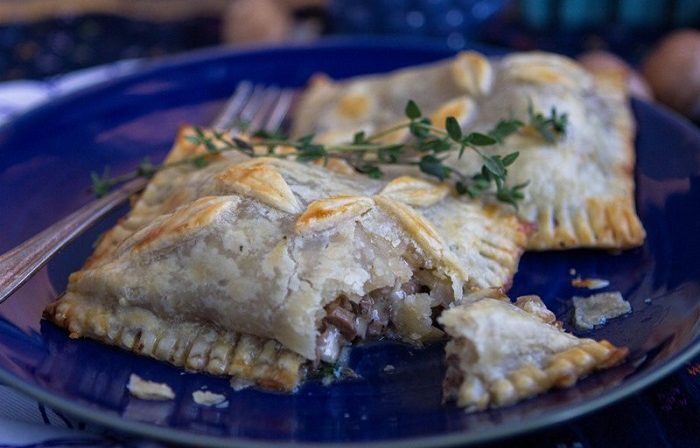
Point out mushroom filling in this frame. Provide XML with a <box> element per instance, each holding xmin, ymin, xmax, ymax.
<box><xmin>316</xmin><ymin>271</ymin><xmax>454</xmax><ymax>364</ymax></box>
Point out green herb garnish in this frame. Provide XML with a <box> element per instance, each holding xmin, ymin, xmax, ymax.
<box><xmin>526</xmin><ymin>99</ymin><xmax>569</xmax><ymax>142</ymax></box>
<box><xmin>91</xmin><ymin>99</ymin><xmax>567</xmax><ymax>208</ymax></box>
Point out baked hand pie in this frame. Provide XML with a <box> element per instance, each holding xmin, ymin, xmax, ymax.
<box><xmin>439</xmin><ymin>295</ymin><xmax>628</xmax><ymax>411</ymax></box>
<box><xmin>44</xmin><ymin>127</ymin><xmax>529</xmax><ymax>391</ymax></box>
<box><xmin>292</xmin><ymin>51</ymin><xmax>645</xmax><ymax>250</ymax></box>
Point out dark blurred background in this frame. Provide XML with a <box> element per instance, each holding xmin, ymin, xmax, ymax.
<box><xmin>0</xmin><ymin>0</ymin><xmax>698</xmax><ymax>118</ymax></box>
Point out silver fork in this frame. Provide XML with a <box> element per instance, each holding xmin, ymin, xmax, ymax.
<box><xmin>0</xmin><ymin>82</ymin><xmax>296</xmax><ymax>304</ymax></box>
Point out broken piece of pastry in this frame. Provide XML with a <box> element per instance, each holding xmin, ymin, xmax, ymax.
<box><xmin>292</xmin><ymin>51</ymin><xmax>645</xmax><ymax>250</ymax></box>
<box><xmin>572</xmin><ymin>291</ymin><xmax>632</xmax><ymax>330</ymax></box>
<box><xmin>44</xmin><ymin>127</ymin><xmax>529</xmax><ymax>391</ymax></box>
<box><xmin>439</xmin><ymin>296</ymin><xmax>628</xmax><ymax>411</ymax></box>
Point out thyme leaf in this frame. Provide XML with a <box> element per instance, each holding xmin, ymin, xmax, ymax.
<box><xmin>405</xmin><ymin>100</ymin><xmax>422</xmax><ymax>120</ymax></box>
<box><xmin>527</xmin><ymin>99</ymin><xmax>568</xmax><ymax>142</ymax></box>
<box><xmin>488</xmin><ymin>119</ymin><xmax>524</xmax><ymax>143</ymax></box>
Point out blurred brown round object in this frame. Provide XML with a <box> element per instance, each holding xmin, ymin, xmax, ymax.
<box><xmin>577</xmin><ymin>50</ymin><xmax>653</xmax><ymax>101</ymax></box>
<box><xmin>641</xmin><ymin>29</ymin><xmax>700</xmax><ymax>120</ymax></box>
<box><xmin>223</xmin><ymin>0</ymin><xmax>292</xmax><ymax>45</ymax></box>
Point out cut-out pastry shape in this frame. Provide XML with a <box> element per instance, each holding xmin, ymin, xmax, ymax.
<box><xmin>215</xmin><ymin>158</ymin><xmax>301</xmax><ymax>213</ymax></box>
<box><xmin>295</xmin><ymin>195</ymin><xmax>374</xmax><ymax>233</ymax></box>
<box><xmin>45</xmin><ymin>127</ymin><xmax>529</xmax><ymax>391</ymax></box>
<box><xmin>291</xmin><ymin>51</ymin><xmax>491</xmax><ymax>144</ymax></box>
<box><xmin>439</xmin><ymin>296</ymin><xmax>628</xmax><ymax>411</ymax></box>
<box><xmin>379</xmin><ymin>176</ymin><xmax>450</xmax><ymax>208</ymax></box>
<box><xmin>292</xmin><ymin>51</ymin><xmax>645</xmax><ymax>250</ymax></box>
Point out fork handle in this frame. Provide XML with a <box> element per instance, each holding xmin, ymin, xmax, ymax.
<box><xmin>0</xmin><ymin>177</ymin><xmax>147</xmax><ymax>304</ymax></box>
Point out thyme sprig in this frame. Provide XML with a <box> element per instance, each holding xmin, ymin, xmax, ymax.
<box><xmin>526</xmin><ymin>99</ymin><xmax>569</xmax><ymax>142</ymax></box>
<box><xmin>90</xmin><ymin>100</ymin><xmax>568</xmax><ymax>209</ymax></box>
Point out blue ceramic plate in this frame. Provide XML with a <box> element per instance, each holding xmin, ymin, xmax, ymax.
<box><xmin>1</xmin><ymin>40</ymin><xmax>700</xmax><ymax>447</ymax></box>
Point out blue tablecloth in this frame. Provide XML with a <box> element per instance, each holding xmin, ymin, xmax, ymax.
<box><xmin>0</xmin><ymin>61</ymin><xmax>698</xmax><ymax>448</ymax></box>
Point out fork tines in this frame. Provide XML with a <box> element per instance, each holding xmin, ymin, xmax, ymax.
<box><xmin>212</xmin><ymin>82</ymin><xmax>296</xmax><ymax>134</ymax></box>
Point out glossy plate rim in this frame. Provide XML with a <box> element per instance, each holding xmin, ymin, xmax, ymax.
<box><xmin>1</xmin><ymin>38</ymin><xmax>700</xmax><ymax>447</ymax></box>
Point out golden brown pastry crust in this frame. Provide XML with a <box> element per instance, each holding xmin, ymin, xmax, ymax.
<box><xmin>439</xmin><ymin>297</ymin><xmax>628</xmax><ymax>411</ymax></box>
<box><xmin>45</xmin><ymin>298</ymin><xmax>304</xmax><ymax>391</ymax></box>
<box><xmin>292</xmin><ymin>51</ymin><xmax>645</xmax><ymax>250</ymax></box>
<box><xmin>45</xmin><ymin>127</ymin><xmax>529</xmax><ymax>390</ymax></box>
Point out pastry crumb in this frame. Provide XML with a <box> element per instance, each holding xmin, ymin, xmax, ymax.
<box><xmin>126</xmin><ymin>374</ymin><xmax>174</xmax><ymax>401</ymax></box>
<box><xmin>383</xmin><ymin>364</ymin><xmax>395</xmax><ymax>372</ymax></box>
<box><xmin>192</xmin><ymin>390</ymin><xmax>227</xmax><ymax>406</ymax></box>
<box><xmin>230</xmin><ymin>377</ymin><xmax>253</xmax><ymax>392</ymax></box>
<box><xmin>571</xmin><ymin>277</ymin><xmax>610</xmax><ymax>290</ymax></box>
<box><xmin>573</xmin><ymin>291</ymin><xmax>631</xmax><ymax>330</ymax></box>
<box><xmin>644</xmin><ymin>298</ymin><xmax>652</xmax><ymax>304</ymax></box>
<box><xmin>569</xmin><ymin>268</ymin><xmax>577</xmax><ymax>276</ymax></box>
